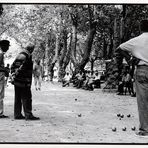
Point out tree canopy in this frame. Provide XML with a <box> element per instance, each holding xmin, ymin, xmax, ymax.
<box><xmin>1</xmin><ymin>4</ymin><xmax>148</xmax><ymax>83</ymax></box>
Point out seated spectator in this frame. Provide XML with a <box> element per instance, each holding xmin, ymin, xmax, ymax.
<box><xmin>82</xmin><ymin>73</ymin><xmax>89</xmax><ymax>89</ymax></box>
<box><xmin>62</xmin><ymin>72</ymin><xmax>71</xmax><ymax>87</ymax></box>
<box><xmin>74</xmin><ymin>71</ymin><xmax>86</xmax><ymax>88</ymax></box>
<box><xmin>70</xmin><ymin>73</ymin><xmax>77</xmax><ymax>86</ymax></box>
<box><xmin>92</xmin><ymin>72</ymin><xmax>101</xmax><ymax>88</ymax></box>
<box><xmin>82</xmin><ymin>71</ymin><xmax>94</xmax><ymax>91</ymax></box>
<box><xmin>86</xmin><ymin>75</ymin><xmax>94</xmax><ymax>91</ymax></box>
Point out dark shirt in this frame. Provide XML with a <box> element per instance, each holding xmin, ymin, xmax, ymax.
<box><xmin>11</xmin><ymin>50</ymin><xmax>33</xmax><ymax>87</ymax></box>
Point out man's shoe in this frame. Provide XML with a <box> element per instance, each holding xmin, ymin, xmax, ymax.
<box><xmin>131</xmin><ymin>93</ymin><xmax>136</xmax><ymax>97</ymax></box>
<box><xmin>25</xmin><ymin>116</ymin><xmax>40</xmax><ymax>121</ymax></box>
<box><xmin>136</xmin><ymin>131</ymin><xmax>148</xmax><ymax>136</ymax></box>
<box><xmin>0</xmin><ymin>115</ymin><xmax>9</xmax><ymax>118</ymax></box>
<box><xmin>117</xmin><ymin>92</ymin><xmax>123</xmax><ymax>95</ymax></box>
<box><xmin>15</xmin><ymin>115</ymin><xmax>25</xmax><ymax>120</ymax></box>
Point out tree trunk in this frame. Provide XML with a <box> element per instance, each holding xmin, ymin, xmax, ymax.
<box><xmin>44</xmin><ymin>40</ymin><xmax>50</xmax><ymax>79</ymax></box>
<box><xmin>70</xmin><ymin>11</ymin><xmax>79</xmax><ymax>71</ymax></box>
<box><xmin>76</xmin><ymin>21</ymin><xmax>97</xmax><ymax>72</ymax></box>
<box><xmin>104</xmin><ymin>6</ymin><xmax>127</xmax><ymax>89</ymax></box>
<box><xmin>103</xmin><ymin>37</ymin><xmax>107</xmax><ymax>59</ymax></box>
<box><xmin>70</xmin><ymin>25</ymin><xmax>78</xmax><ymax>68</ymax></box>
<box><xmin>108</xmin><ymin>37</ymin><xmax>113</xmax><ymax>59</ymax></box>
<box><xmin>63</xmin><ymin>32</ymin><xmax>72</xmax><ymax>70</ymax></box>
<box><xmin>58</xmin><ymin>32</ymin><xmax>73</xmax><ymax>81</ymax></box>
<box><xmin>49</xmin><ymin>33</ymin><xmax>60</xmax><ymax>81</ymax></box>
<box><xmin>58</xmin><ymin>29</ymin><xmax>68</xmax><ymax>82</ymax></box>
<box><xmin>113</xmin><ymin>18</ymin><xmax>119</xmax><ymax>51</ymax></box>
<box><xmin>120</xmin><ymin>5</ymin><xmax>127</xmax><ymax>43</ymax></box>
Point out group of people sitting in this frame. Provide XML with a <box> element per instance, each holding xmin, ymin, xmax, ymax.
<box><xmin>62</xmin><ymin>70</ymin><xmax>101</xmax><ymax>91</ymax></box>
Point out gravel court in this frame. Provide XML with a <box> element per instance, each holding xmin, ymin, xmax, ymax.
<box><xmin>0</xmin><ymin>81</ymin><xmax>148</xmax><ymax>143</ymax></box>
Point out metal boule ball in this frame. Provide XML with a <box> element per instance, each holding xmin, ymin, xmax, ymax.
<box><xmin>120</xmin><ymin>114</ymin><xmax>124</xmax><ymax>118</ymax></box>
<box><xmin>112</xmin><ymin>127</ymin><xmax>117</xmax><ymax>132</ymax></box>
<box><xmin>131</xmin><ymin>126</ymin><xmax>136</xmax><ymax>131</ymax></box>
<box><xmin>122</xmin><ymin>127</ymin><xmax>126</xmax><ymax>131</ymax></box>
<box><xmin>78</xmin><ymin>114</ymin><xmax>82</xmax><ymax>117</ymax></box>
<box><xmin>127</xmin><ymin>114</ymin><xmax>131</xmax><ymax>118</ymax></box>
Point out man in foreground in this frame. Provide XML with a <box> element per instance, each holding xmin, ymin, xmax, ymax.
<box><xmin>11</xmin><ymin>43</ymin><xmax>40</xmax><ymax>120</ymax></box>
<box><xmin>0</xmin><ymin>40</ymin><xmax>10</xmax><ymax>118</ymax></box>
<box><xmin>115</xmin><ymin>20</ymin><xmax>148</xmax><ymax>136</ymax></box>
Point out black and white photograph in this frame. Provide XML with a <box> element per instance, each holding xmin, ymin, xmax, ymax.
<box><xmin>0</xmin><ymin>2</ymin><xmax>148</xmax><ymax>144</ymax></box>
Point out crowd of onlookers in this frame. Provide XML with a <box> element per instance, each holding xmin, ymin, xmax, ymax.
<box><xmin>5</xmin><ymin>61</ymin><xmax>136</xmax><ymax>96</ymax></box>
<box><xmin>62</xmin><ymin>70</ymin><xmax>102</xmax><ymax>91</ymax></box>
<box><xmin>61</xmin><ymin>67</ymin><xmax>136</xmax><ymax>96</ymax></box>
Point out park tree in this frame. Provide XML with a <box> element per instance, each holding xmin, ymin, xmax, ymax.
<box><xmin>94</xmin><ymin>5</ymin><xmax>121</xmax><ymax>89</ymax></box>
<box><xmin>68</xmin><ymin>5</ymin><xmax>98</xmax><ymax>74</ymax></box>
<box><xmin>1</xmin><ymin>4</ymin><xmax>148</xmax><ymax>88</ymax></box>
<box><xmin>104</xmin><ymin>4</ymin><xmax>148</xmax><ymax>89</ymax></box>
<box><xmin>0</xmin><ymin>4</ymin><xmax>56</xmax><ymax>71</ymax></box>
<box><xmin>47</xmin><ymin>5</ymin><xmax>70</xmax><ymax>81</ymax></box>
<box><xmin>50</xmin><ymin>5</ymin><xmax>98</xmax><ymax>81</ymax></box>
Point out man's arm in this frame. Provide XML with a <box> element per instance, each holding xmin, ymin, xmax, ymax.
<box><xmin>11</xmin><ymin>53</ymin><xmax>26</xmax><ymax>74</ymax></box>
<box><xmin>115</xmin><ymin>46</ymin><xmax>131</xmax><ymax>71</ymax></box>
<box><xmin>115</xmin><ymin>47</ymin><xmax>131</xmax><ymax>63</ymax></box>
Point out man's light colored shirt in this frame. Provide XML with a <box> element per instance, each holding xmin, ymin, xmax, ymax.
<box><xmin>119</xmin><ymin>33</ymin><xmax>148</xmax><ymax>65</ymax></box>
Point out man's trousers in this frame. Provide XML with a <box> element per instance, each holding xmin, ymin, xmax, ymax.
<box><xmin>14</xmin><ymin>86</ymin><xmax>33</xmax><ymax>118</ymax></box>
<box><xmin>0</xmin><ymin>72</ymin><xmax>4</xmax><ymax>116</ymax></box>
<box><xmin>135</xmin><ymin>65</ymin><xmax>148</xmax><ymax>132</ymax></box>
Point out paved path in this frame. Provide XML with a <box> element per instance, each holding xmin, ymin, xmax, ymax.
<box><xmin>0</xmin><ymin>81</ymin><xmax>148</xmax><ymax>143</ymax></box>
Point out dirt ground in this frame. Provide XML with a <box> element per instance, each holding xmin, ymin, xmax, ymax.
<box><xmin>1</xmin><ymin>81</ymin><xmax>148</xmax><ymax>143</ymax></box>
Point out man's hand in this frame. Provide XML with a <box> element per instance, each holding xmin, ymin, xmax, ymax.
<box><xmin>128</xmin><ymin>56</ymin><xmax>140</xmax><ymax>66</ymax></box>
<box><xmin>10</xmin><ymin>73</ymin><xmax>15</xmax><ymax>84</ymax></box>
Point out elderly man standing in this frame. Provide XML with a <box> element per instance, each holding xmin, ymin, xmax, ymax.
<box><xmin>0</xmin><ymin>40</ymin><xmax>10</xmax><ymax>118</ymax></box>
<box><xmin>115</xmin><ymin>20</ymin><xmax>148</xmax><ymax>136</ymax></box>
<box><xmin>11</xmin><ymin>43</ymin><xmax>40</xmax><ymax>120</ymax></box>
